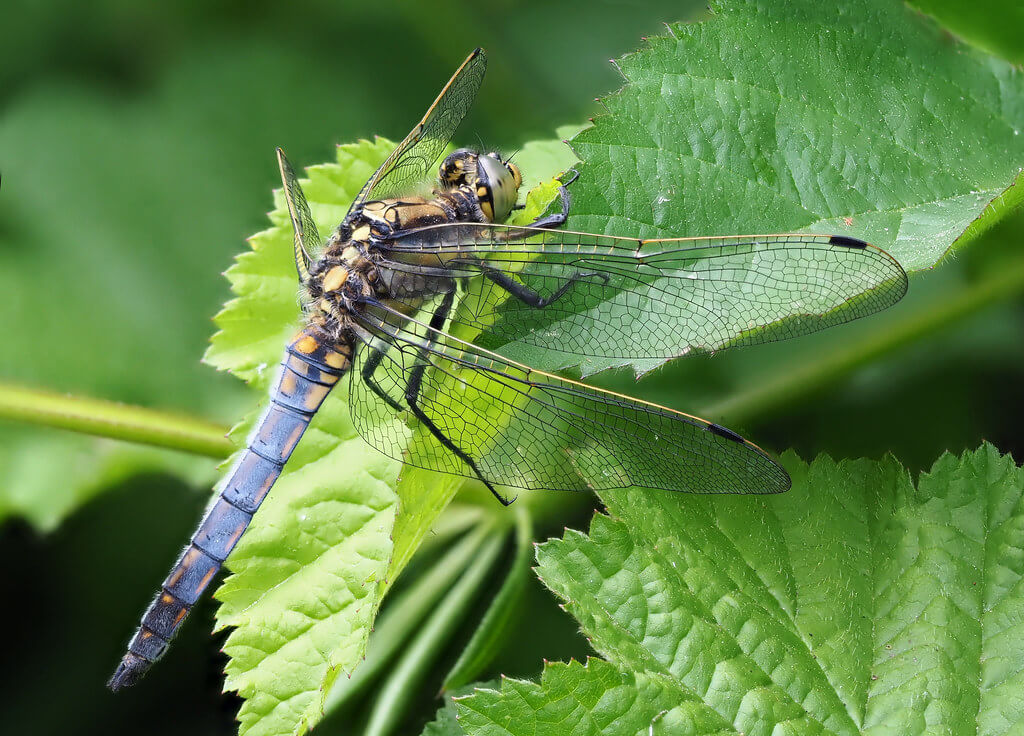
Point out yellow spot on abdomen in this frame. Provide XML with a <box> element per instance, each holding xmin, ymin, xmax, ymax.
<box><xmin>352</xmin><ymin>225</ymin><xmax>371</xmax><ymax>241</ymax></box>
<box><xmin>166</xmin><ymin>566</ymin><xmax>185</xmax><ymax>587</ymax></box>
<box><xmin>325</xmin><ymin>351</ymin><xmax>350</xmax><ymax>370</ymax></box>
<box><xmin>225</xmin><ymin>520</ymin><xmax>247</xmax><ymax>549</ymax></box>
<box><xmin>319</xmin><ymin>369</ymin><xmax>341</xmax><ymax>384</ymax></box>
<box><xmin>198</xmin><ymin>566</ymin><xmax>217</xmax><ymax>590</ymax></box>
<box><xmin>295</xmin><ymin>335</ymin><xmax>318</xmax><ymax>354</ymax></box>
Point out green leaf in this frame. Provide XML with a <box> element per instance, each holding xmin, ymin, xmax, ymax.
<box><xmin>497</xmin><ymin>0</ymin><xmax>1024</xmax><ymax>376</ymax></box>
<box><xmin>422</xmin><ymin>681</ymin><xmax>502</xmax><ymax>736</ymax></box>
<box><xmin>456</xmin><ymin>660</ymin><xmax>730</xmax><ymax>736</ymax></box>
<box><xmin>204</xmin><ymin>136</ymin><xmax>573</xmax><ymax>736</ymax></box>
<box><xmin>507</xmin><ymin>123</ymin><xmax>586</xmax><ymax>191</ymax></box>
<box><xmin>453</xmin><ymin>444</ymin><xmax>1024</xmax><ymax>735</ymax></box>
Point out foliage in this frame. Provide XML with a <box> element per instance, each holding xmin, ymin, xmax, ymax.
<box><xmin>0</xmin><ymin>433</ymin><xmax>212</xmax><ymax>531</ymax></box>
<box><xmin>430</xmin><ymin>445</ymin><xmax>1024</xmax><ymax>735</ymax></box>
<box><xmin>1</xmin><ymin>0</ymin><xmax>1024</xmax><ymax>735</ymax></box>
<box><xmin>201</xmin><ymin>0</ymin><xmax>1024</xmax><ymax>729</ymax></box>
<box><xmin>503</xmin><ymin>0</ymin><xmax>1024</xmax><ymax>376</ymax></box>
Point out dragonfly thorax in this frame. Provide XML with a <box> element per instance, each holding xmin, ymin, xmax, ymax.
<box><xmin>305</xmin><ymin>239</ymin><xmax>380</xmax><ymax>326</ymax></box>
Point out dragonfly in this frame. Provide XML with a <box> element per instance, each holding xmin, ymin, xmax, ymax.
<box><xmin>109</xmin><ymin>47</ymin><xmax>907</xmax><ymax>690</ymax></box>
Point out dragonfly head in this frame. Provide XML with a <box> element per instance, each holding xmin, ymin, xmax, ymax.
<box><xmin>477</xmin><ymin>151</ymin><xmax>522</xmax><ymax>222</ymax></box>
<box><xmin>439</xmin><ymin>149</ymin><xmax>522</xmax><ymax>222</ymax></box>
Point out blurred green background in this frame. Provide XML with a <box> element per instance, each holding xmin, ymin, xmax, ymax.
<box><xmin>1</xmin><ymin>1</ymin><xmax>1022</xmax><ymax>734</ymax></box>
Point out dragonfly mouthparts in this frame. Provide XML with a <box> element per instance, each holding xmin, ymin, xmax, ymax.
<box><xmin>107</xmin><ymin>652</ymin><xmax>151</xmax><ymax>692</ymax></box>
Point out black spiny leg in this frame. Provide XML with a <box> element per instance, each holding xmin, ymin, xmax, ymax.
<box><xmin>478</xmin><ymin>263</ymin><xmax>608</xmax><ymax>308</ymax></box>
<box><xmin>523</xmin><ymin>169</ymin><xmax>577</xmax><ymax>230</ymax></box>
<box><xmin>361</xmin><ymin>343</ymin><xmax>404</xmax><ymax>412</ymax></box>
<box><xmin>468</xmin><ymin>170</ymin><xmax>599</xmax><ymax>311</ymax></box>
<box><xmin>404</xmin><ymin>290</ymin><xmax>514</xmax><ymax>506</ymax></box>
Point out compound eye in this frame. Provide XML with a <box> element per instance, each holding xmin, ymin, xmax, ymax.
<box><xmin>506</xmin><ymin>162</ymin><xmax>522</xmax><ymax>188</ymax></box>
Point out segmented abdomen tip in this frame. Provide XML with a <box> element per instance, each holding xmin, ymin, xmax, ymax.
<box><xmin>107</xmin><ymin>652</ymin><xmax>151</xmax><ymax>692</ymax></box>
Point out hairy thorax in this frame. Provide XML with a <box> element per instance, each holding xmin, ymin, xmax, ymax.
<box><xmin>303</xmin><ymin>185</ymin><xmax>486</xmax><ymax>339</ymax></box>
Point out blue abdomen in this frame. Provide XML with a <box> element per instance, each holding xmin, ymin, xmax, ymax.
<box><xmin>108</xmin><ymin>328</ymin><xmax>353</xmax><ymax>690</ymax></box>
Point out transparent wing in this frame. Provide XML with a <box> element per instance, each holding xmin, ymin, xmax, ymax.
<box><xmin>346</xmin><ymin>48</ymin><xmax>487</xmax><ymax>218</ymax></box>
<box><xmin>348</xmin><ymin>304</ymin><xmax>789</xmax><ymax>494</ymax></box>
<box><xmin>381</xmin><ymin>224</ymin><xmax>909</xmax><ymax>359</ymax></box>
<box><xmin>276</xmin><ymin>147</ymin><xmax>322</xmax><ymax>280</ymax></box>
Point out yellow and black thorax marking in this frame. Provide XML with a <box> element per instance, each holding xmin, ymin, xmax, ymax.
<box><xmin>438</xmin><ymin>149</ymin><xmax>521</xmax><ymax>223</ymax></box>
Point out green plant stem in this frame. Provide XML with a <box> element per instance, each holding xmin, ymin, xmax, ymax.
<box><xmin>443</xmin><ymin>505</ymin><xmax>533</xmax><ymax>690</ymax></box>
<box><xmin>0</xmin><ymin>382</ymin><xmax>231</xmax><ymax>458</ymax></box>
<box><xmin>700</xmin><ymin>258</ymin><xmax>1024</xmax><ymax>424</ymax></box>
<box><xmin>323</xmin><ymin>523</ymin><xmax>490</xmax><ymax>716</ymax></box>
<box><xmin>3</xmin><ymin>257</ymin><xmax>1023</xmax><ymax>467</ymax></box>
<box><xmin>364</xmin><ymin>523</ymin><xmax>507</xmax><ymax>736</ymax></box>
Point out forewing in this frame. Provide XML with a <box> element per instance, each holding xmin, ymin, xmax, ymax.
<box><xmin>383</xmin><ymin>224</ymin><xmax>909</xmax><ymax>359</ymax></box>
<box><xmin>348</xmin><ymin>307</ymin><xmax>789</xmax><ymax>494</ymax></box>
<box><xmin>276</xmin><ymin>148</ymin><xmax>322</xmax><ymax>279</ymax></box>
<box><xmin>346</xmin><ymin>49</ymin><xmax>487</xmax><ymax>217</ymax></box>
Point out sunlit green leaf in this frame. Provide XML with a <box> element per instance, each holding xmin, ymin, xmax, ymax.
<box><xmin>457</xmin><ymin>660</ymin><xmax>725</xmax><ymax>736</ymax></box>
<box><xmin>447</xmin><ymin>444</ymin><xmax>1024</xmax><ymax>735</ymax></box>
<box><xmin>423</xmin><ymin>681</ymin><xmax>501</xmax><ymax>736</ymax></box>
<box><xmin>497</xmin><ymin>0</ymin><xmax>1024</xmax><ymax>376</ymax></box>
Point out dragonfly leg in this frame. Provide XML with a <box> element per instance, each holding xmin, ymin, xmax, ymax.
<box><xmin>478</xmin><ymin>262</ymin><xmax>609</xmax><ymax>309</ymax></box>
<box><xmin>523</xmin><ymin>171</ymin><xmax>576</xmax><ymax>229</ymax></box>
<box><xmin>361</xmin><ymin>343</ymin><xmax>404</xmax><ymax>412</ymax></box>
<box><xmin>404</xmin><ymin>289</ymin><xmax>514</xmax><ymax>506</ymax></box>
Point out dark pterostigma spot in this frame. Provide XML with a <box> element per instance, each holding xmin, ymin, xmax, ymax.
<box><xmin>829</xmin><ymin>234</ymin><xmax>868</xmax><ymax>249</ymax></box>
<box><xmin>707</xmin><ymin>423</ymin><xmax>744</xmax><ymax>443</ymax></box>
